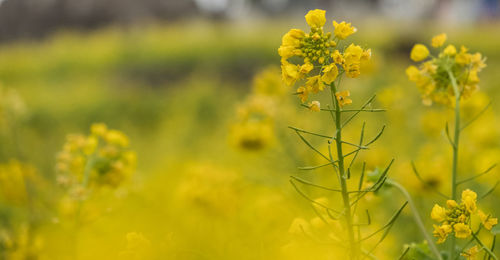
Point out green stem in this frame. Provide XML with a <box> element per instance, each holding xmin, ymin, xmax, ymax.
<box><xmin>448</xmin><ymin>69</ymin><xmax>461</xmax><ymax>260</ymax></box>
<box><xmin>331</xmin><ymin>82</ymin><xmax>357</xmax><ymax>259</ymax></box>
<box><xmin>472</xmin><ymin>232</ymin><xmax>498</xmax><ymax>260</ymax></box>
<box><xmin>387</xmin><ymin>180</ymin><xmax>443</xmax><ymax>260</ymax></box>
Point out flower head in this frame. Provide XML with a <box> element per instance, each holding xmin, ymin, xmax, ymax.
<box><xmin>453</xmin><ymin>223</ymin><xmax>471</xmax><ymax>238</ymax></box>
<box><xmin>407</xmin><ymin>35</ymin><xmax>486</xmax><ymax>106</ymax></box>
<box><xmin>431</xmin><ymin>204</ymin><xmax>446</xmax><ymax>222</ymax></box>
<box><xmin>478</xmin><ymin>210</ymin><xmax>498</xmax><ymax>230</ymax></box>
<box><xmin>278</xmin><ymin>9</ymin><xmax>370</xmax><ymax>103</ymax></box>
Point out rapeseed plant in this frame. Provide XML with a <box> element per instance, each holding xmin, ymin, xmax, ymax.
<box><xmin>279</xmin><ymin>9</ymin><xmax>405</xmax><ymax>259</ymax></box>
<box><xmin>401</xmin><ymin>34</ymin><xmax>498</xmax><ymax>260</ymax></box>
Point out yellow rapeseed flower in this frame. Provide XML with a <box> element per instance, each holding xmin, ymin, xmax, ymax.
<box><xmin>431</xmin><ymin>204</ymin><xmax>447</xmax><ymax>222</ymax></box>
<box><xmin>305</xmin><ymin>9</ymin><xmax>326</xmax><ymax>28</ymax></box>
<box><xmin>453</xmin><ymin>223</ymin><xmax>471</xmax><ymax>238</ymax></box>
<box><xmin>321</xmin><ymin>64</ymin><xmax>339</xmax><ymax>84</ymax></box>
<box><xmin>296</xmin><ymin>86</ymin><xmax>309</xmax><ymax>103</ymax></box>
<box><xmin>410</xmin><ymin>44</ymin><xmax>430</xmax><ymax>62</ymax></box>
<box><xmin>433</xmin><ymin>224</ymin><xmax>452</xmax><ymax>244</ymax></box>
<box><xmin>281</xmin><ymin>61</ymin><xmax>300</xmax><ymax>86</ymax></box>
<box><xmin>306</xmin><ymin>75</ymin><xmax>324</xmax><ymax>93</ymax></box>
<box><xmin>431</xmin><ymin>33</ymin><xmax>447</xmax><ymax>48</ymax></box>
<box><xmin>335</xmin><ymin>91</ymin><xmax>352</xmax><ymax>107</ymax></box>
<box><xmin>332</xmin><ymin>21</ymin><xmax>357</xmax><ymax>39</ymax></box>
<box><xmin>443</xmin><ymin>44</ymin><xmax>457</xmax><ymax>56</ymax></box>
<box><xmin>477</xmin><ymin>210</ymin><xmax>498</xmax><ymax>230</ymax></box>
<box><xmin>461</xmin><ymin>189</ymin><xmax>477</xmax><ymax>213</ymax></box>
<box><xmin>461</xmin><ymin>245</ymin><xmax>479</xmax><ymax>260</ymax></box>
<box><xmin>308</xmin><ymin>101</ymin><xmax>320</xmax><ymax>112</ymax></box>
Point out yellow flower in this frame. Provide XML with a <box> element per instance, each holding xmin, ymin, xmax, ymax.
<box><xmin>431</xmin><ymin>33</ymin><xmax>447</xmax><ymax>48</ymax></box>
<box><xmin>281</xmin><ymin>61</ymin><xmax>300</xmax><ymax>86</ymax></box>
<box><xmin>433</xmin><ymin>224</ymin><xmax>452</xmax><ymax>244</ymax></box>
<box><xmin>443</xmin><ymin>44</ymin><xmax>457</xmax><ymax>56</ymax></box>
<box><xmin>446</xmin><ymin>200</ymin><xmax>458</xmax><ymax>208</ymax></box>
<box><xmin>453</xmin><ymin>223</ymin><xmax>471</xmax><ymax>239</ymax></box>
<box><xmin>335</xmin><ymin>91</ymin><xmax>352</xmax><ymax>107</ymax></box>
<box><xmin>332</xmin><ymin>21</ymin><xmax>357</xmax><ymax>39</ymax></box>
<box><xmin>305</xmin><ymin>9</ymin><xmax>326</xmax><ymax>28</ymax></box>
<box><xmin>461</xmin><ymin>245</ymin><xmax>479</xmax><ymax>260</ymax></box>
<box><xmin>410</xmin><ymin>44</ymin><xmax>430</xmax><ymax>62</ymax></box>
<box><xmin>296</xmin><ymin>86</ymin><xmax>309</xmax><ymax>103</ymax></box>
<box><xmin>343</xmin><ymin>44</ymin><xmax>365</xmax><ymax>78</ymax></box>
<box><xmin>461</xmin><ymin>189</ymin><xmax>477</xmax><ymax>213</ymax></box>
<box><xmin>321</xmin><ymin>64</ymin><xmax>339</xmax><ymax>84</ymax></box>
<box><xmin>471</xmin><ymin>52</ymin><xmax>486</xmax><ymax>70</ymax></box>
<box><xmin>281</xmin><ymin>29</ymin><xmax>305</xmax><ymax>48</ymax></box>
<box><xmin>91</xmin><ymin>123</ymin><xmax>107</xmax><ymax>137</ymax></box>
<box><xmin>477</xmin><ymin>210</ymin><xmax>498</xmax><ymax>230</ymax></box>
<box><xmin>299</xmin><ymin>63</ymin><xmax>314</xmax><ymax>75</ymax></box>
<box><xmin>406</xmin><ymin>66</ymin><xmax>421</xmax><ymax>82</ymax></box>
<box><xmin>332</xmin><ymin>50</ymin><xmax>343</xmax><ymax>64</ymax></box>
<box><xmin>306</xmin><ymin>75</ymin><xmax>324</xmax><ymax>93</ymax></box>
<box><xmin>308</xmin><ymin>101</ymin><xmax>320</xmax><ymax>112</ymax></box>
<box><xmin>431</xmin><ymin>204</ymin><xmax>447</xmax><ymax>222</ymax></box>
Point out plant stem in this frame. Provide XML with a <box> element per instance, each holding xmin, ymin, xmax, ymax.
<box><xmin>330</xmin><ymin>82</ymin><xmax>357</xmax><ymax>259</ymax></box>
<box><xmin>387</xmin><ymin>180</ymin><xmax>443</xmax><ymax>260</ymax></box>
<box><xmin>448</xmin><ymin>69</ymin><xmax>461</xmax><ymax>260</ymax></box>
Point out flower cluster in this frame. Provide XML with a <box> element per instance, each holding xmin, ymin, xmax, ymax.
<box><xmin>56</xmin><ymin>123</ymin><xmax>136</xmax><ymax>190</ymax></box>
<box><xmin>278</xmin><ymin>9</ymin><xmax>370</xmax><ymax>108</ymax></box>
<box><xmin>406</xmin><ymin>33</ymin><xmax>487</xmax><ymax>106</ymax></box>
<box><xmin>431</xmin><ymin>189</ymin><xmax>497</xmax><ymax>244</ymax></box>
<box><xmin>230</xmin><ymin>67</ymin><xmax>285</xmax><ymax>151</ymax></box>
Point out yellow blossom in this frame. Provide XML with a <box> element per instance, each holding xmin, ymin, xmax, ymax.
<box><xmin>335</xmin><ymin>91</ymin><xmax>352</xmax><ymax>107</ymax></box>
<box><xmin>431</xmin><ymin>33</ymin><xmax>447</xmax><ymax>48</ymax></box>
<box><xmin>431</xmin><ymin>204</ymin><xmax>447</xmax><ymax>222</ymax></box>
<box><xmin>305</xmin><ymin>9</ymin><xmax>326</xmax><ymax>28</ymax></box>
<box><xmin>321</xmin><ymin>64</ymin><xmax>339</xmax><ymax>84</ymax></box>
<box><xmin>299</xmin><ymin>63</ymin><xmax>314</xmax><ymax>75</ymax></box>
<box><xmin>308</xmin><ymin>101</ymin><xmax>320</xmax><ymax>112</ymax></box>
<box><xmin>331</xmin><ymin>50</ymin><xmax>343</xmax><ymax>64</ymax></box>
<box><xmin>453</xmin><ymin>223</ymin><xmax>471</xmax><ymax>239</ymax></box>
<box><xmin>461</xmin><ymin>189</ymin><xmax>477</xmax><ymax>213</ymax></box>
<box><xmin>410</xmin><ymin>44</ymin><xmax>430</xmax><ymax>62</ymax></box>
<box><xmin>406</xmin><ymin>66</ymin><xmax>421</xmax><ymax>82</ymax></box>
<box><xmin>306</xmin><ymin>75</ymin><xmax>324</xmax><ymax>93</ymax></box>
<box><xmin>446</xmin><ymin>200</ymin><xmax>458</xmax><ymax>208</ymax></box>
<box><xmin>332</xmin><ymin>21</ymin><xmax>357</xmax><ymax>39</ymax></box>
<box><xmin>443</xmin><ymin>44</ymin><xmax>457</xmax><ymax>56</ymax></box>
<box><xmin>478</xmin><ymin>210</ymin><xmax>498</xmax><ymax>230</ymax></box>
<box><xmin>296</xmin><ymin>86</ymin><xmax>309</xmax><ymax>103</ymax></box>
<box><xmin>461</xmin><ymin>245</ymin><xmax>479</xmax><ymax>260</ymax></box>
<box><xmin>281</xmin><ymin>61</ymin><xmax>300</xmax><ymax>86</ymax></box>
<box><xmin>433</xmin><ymin>224</ymin><xmax>452</xmax><ymax>244</ymax></box>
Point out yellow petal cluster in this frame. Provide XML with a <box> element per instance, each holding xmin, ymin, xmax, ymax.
<box><xmin>430</xmin><ymin>189</ymin><xmax>497</xmax><ymax>244</ymax></box>
<box><xmin>407</xmin><ymin>34</ymin><xmax>486</xmax><ymax>106</ymax></box>
<box><xmin>278</xmin><ymin>9</ymin><xmax>370</xmax><ymax>104</ymax></box>
<box><xmin>56</xmin><ymin>123</ymin><xmax>136</xmax><ymax>189</ymax></box>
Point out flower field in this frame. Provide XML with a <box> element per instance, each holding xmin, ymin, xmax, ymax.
<box><xmin>1</xmin><ymin>11</ymin><xmax>500</xmax><ymax>259</ymax></box>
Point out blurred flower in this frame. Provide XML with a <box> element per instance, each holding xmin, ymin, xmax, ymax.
<box><xmin>461</xmin><ymin>245</ymin><xmax>479</xmax><ymax>260</ymax></box>
<box><xmin>407</xmin><ymin>34</ymin><xmax>486</xmax><ymax>106</ymax></box>
<box><xmin>308</xmin><ymin>101</ymin><xmax>320</xmax><ymax>112</ymax></box>
<box><xmin>56</xmin><ymin>123</ymin><xmax>136</xmax><ymax>190</ymax></box>
<box><xmin>431</xmin><ymin>33</ymin><xmax>447</xmax><ymax>48</ymax></box>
